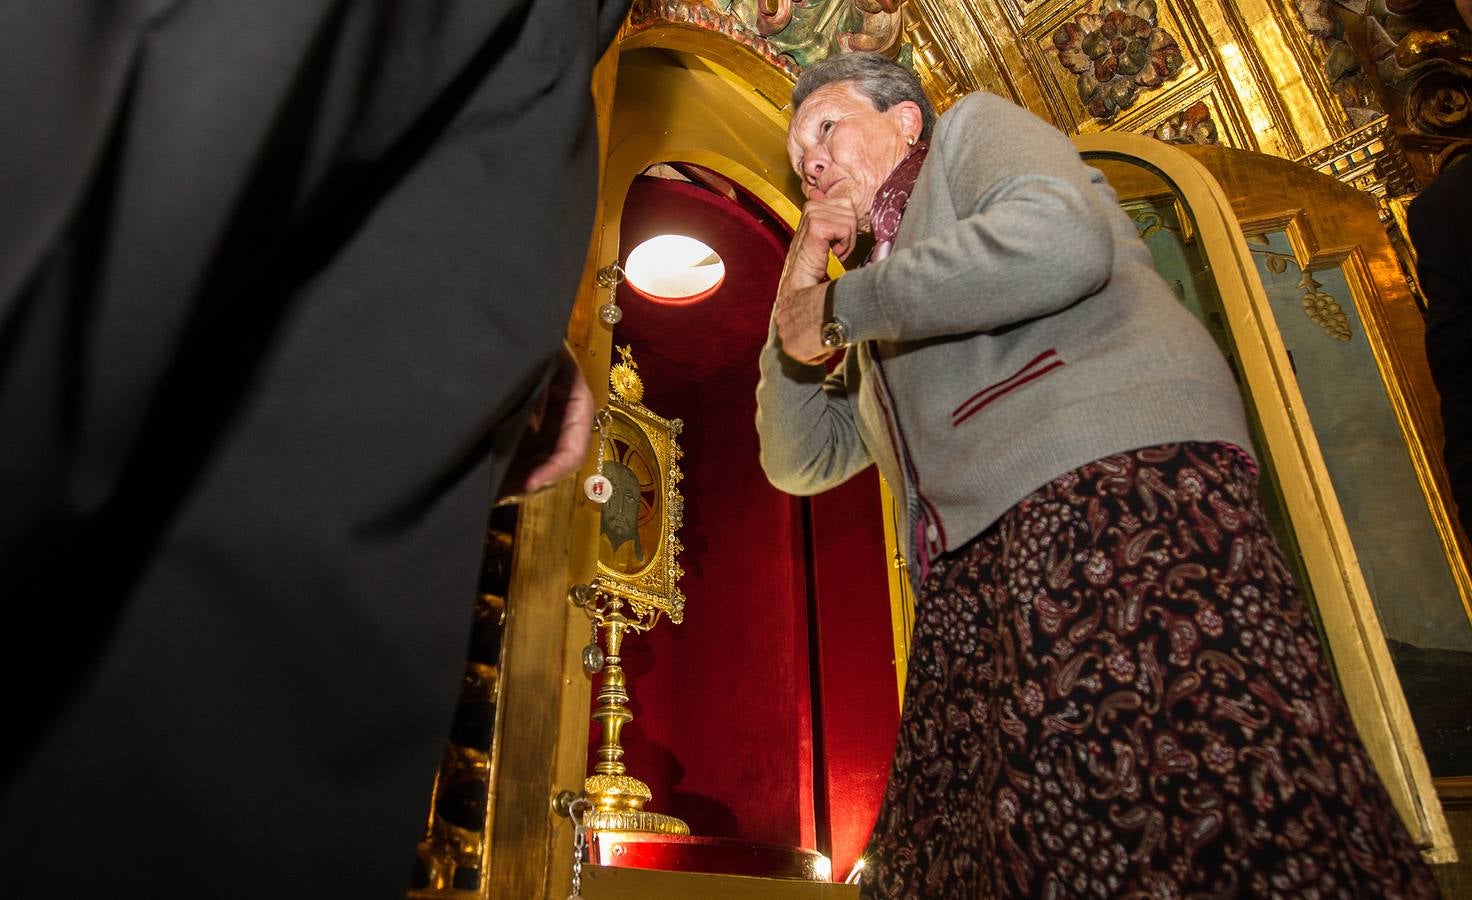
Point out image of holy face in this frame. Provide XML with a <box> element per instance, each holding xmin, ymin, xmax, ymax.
<box><xmin>599</xmin><ymin>459</ymin><xmax>644</xmax><ymax>569</ymax></box>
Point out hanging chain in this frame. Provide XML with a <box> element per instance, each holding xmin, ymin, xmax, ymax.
<box><xmin>583</xmin><ymin>409</ymin><xmax>614</xmax><ymax>503</ymax></box>
<box><xmin>596</xmin><ymin>264</ymin><xmax>624</xmax><ymax>326</ymax></box>
<box><xmin>581</xmin><ymin>615</ymin><xmax>605</xmax><ymax>676</ymax></box>
<box><xmin>567</xmin><ymin>796</ymin><xmax>592</xmax><ymax>899</ymax></box>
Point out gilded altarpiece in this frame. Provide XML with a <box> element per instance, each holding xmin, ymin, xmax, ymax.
<box><xmin>903</xmin><ymin>0</ymin><xmax>1351</xmax><ymax>157</ymax></box>
<box><xmin>904</xmin><ymin>0</ymin><xmax>1472</xmax><ymax>203</ymax></box>
<box><xmin>423</xmin><ymin>9</ymin><xmax>1472</xmax><ymax>897</ymax></box>
<box><xmin>627</xmin><ymin>0</ymin><xmax>1469</xmax><ymax>193</ymax></box>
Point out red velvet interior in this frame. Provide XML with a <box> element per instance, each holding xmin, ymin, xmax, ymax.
<box><xmin>591</xmin><ymin>172</ymin><xmax>899</xmax><ymax>879</ymax></box>
<box><xmin>808</xmin><ymin>472</ymin><xmax>903</xmax><ymax>879</ymax></box>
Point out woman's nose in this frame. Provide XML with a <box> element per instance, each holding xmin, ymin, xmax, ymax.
<box><xmin>803</xmin><ymin>157</ymin><xmax>826</xmax><ymax>182</ymax></box>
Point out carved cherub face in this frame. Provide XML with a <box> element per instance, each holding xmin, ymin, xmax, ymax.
<box><xmin>787</xmin><ymin>81</ymin><xmax>921</xmax><ymax>232</ymax></box>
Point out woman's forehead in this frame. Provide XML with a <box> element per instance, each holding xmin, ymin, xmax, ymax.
<box><xmin>788</xmin><ymin>83</ymin><xmax>872</xmax><ymax>164</ymax></box>
<box><xmin>791</xmin><ymin>82</ymin><xmax>870</xmax><ymax>127</ymax></box>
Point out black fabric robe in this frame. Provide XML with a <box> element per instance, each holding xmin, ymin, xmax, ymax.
<box><xmin>1409</xmin><ymin>159</ymin><xmax>1472</xmax><ymax>541</ymax></box>
<box><xmin>0</xmin><ymin>2</ymin><xmax>626</xmax><ymax>895</ymax></box>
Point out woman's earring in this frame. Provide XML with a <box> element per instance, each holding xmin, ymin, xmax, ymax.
<box><xmin>906</xmin><ymin>134</ymin><xmax>916</xmax><ymax>146</ymax></box>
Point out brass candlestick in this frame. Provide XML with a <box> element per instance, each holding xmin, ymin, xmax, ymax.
<box><xmin>571</xmin><ymin>586</ymin><xmax>689</xmax><ymax>835</ymax></box>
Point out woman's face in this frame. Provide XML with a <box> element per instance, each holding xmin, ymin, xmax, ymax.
<box><xmin>787</xmin><ymin>81</ymin><xmax>918</xmax><ymax>231</ymax></box>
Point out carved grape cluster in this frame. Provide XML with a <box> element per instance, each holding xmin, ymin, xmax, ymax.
<box><xmin>1052</xmin><ymin>0</ymin><xmax>1186</xmax><ymax>121</ymax></box>
<box><xmin>1299</xmin><ymin>272</ymin><xmax>1352</xmax><ymax>342</ymax></box>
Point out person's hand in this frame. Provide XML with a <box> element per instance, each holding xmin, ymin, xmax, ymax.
<box><xmin>775</xmin><ymin>281</ymin><xmax>833</xmax><ymax>365</ymax></box>
<box><xmin>773</xmin><ymin>197</ymin><xmax>859</xmax><ymax>365</ymax></box>
<box><xmin>781</xmin><ymin>197</ymin><xmax>860</xmax><ymax>289</ymax></box>
<box><xmin>497</xmin><ymin>346</ymin><xmax>595</xmax><ymax>500</ymax></box>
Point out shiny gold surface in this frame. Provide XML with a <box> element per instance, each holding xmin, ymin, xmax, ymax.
<box><xmin>1388</xmin><ymin>195</ymin><xmax>1420</xmax><ymax>270</ymax></box>
<box><xmin>583</xmin><ymin>809</ymin><xmax>695</xmax><ymax>835</ymax></box>
<box><xmin>481</xmin><ymin>478</ymin><xmax>589</xmax><ymax>900</ymax></box>
<box><xmin>413</xmin><ymin>595</ymin><xmax>507</xmax><ymax>892</ymax></box>
<box><xmin>626</xmin><ymin>1</ymin><xmax>1467</xmax><ymax>193</ymax></box>
<box><xmin>589</xmin><ymin>390</ymin><xmax>687</xmax><ymax>624</ymax></box>
<box><xmin>1298</xmin><ymin>116</ymin><xmax>1415</xmax><ymax>202</ymax></box>
<box><xmin>903</xmin><ymin>0</ymin><xmax>1316</xmax><ymax>143</ymax></box>
<box><xmin>1244</xmin><ymin>0</ymin><xmax>1354</xmax><ymax>143</ymax></box>
<box><xmin>901</xmin><ymin>10</ymin><xmax>969</xmax><ymax>111</ymax></box>
<box><xmin>574</xmin><ymin>587</ymin><xmax>691</xmax><ymax>836</ymax></box>
<box><xmin>896</xmin><ymin>0</ymin><xmax>1425</xmax><ymax>197</ymax></box>
<box><xmin>581</xmin><ymin>772</ymin><xmax>693</xmax><ymax>835</ymax></box>
<box><xmin>585</xmin><ymin>773</ymin><xmax>654</xmax><ymax>803</ymax></box>
<box><xmin>560</xmin><ymin>344</ymin><xmax>693</xmax><ymax>836</ymax></box>
<box><xmin>1077</xmin><ymin>133</ymin><xmax>1454</xmax><ymax>861</ymax></box>
<box><xmin>879</xmin><ymin>476</ymin><xmax>913</xmax><ymax>705</ymax></box>
<box><xmin>608</xmin><ymin>342</ymin><xmax>646</xmax><ymax>406</ymax></box>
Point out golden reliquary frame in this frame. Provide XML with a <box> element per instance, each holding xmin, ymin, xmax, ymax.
<box><xmin>570</xmin><ymin>344</ymin><xmax>690</xmax><ymax>835</ymax></box>
<box><xmin>589</xmin><ymin>353</ymin><xmax>686</xmax><ymax>626</ymax></box>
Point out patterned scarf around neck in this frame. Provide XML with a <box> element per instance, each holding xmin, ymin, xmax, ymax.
<box><xmin>858</xmin><ymin>140</ymin><xmax>933</xmax><ymax>581</ymax></box>
<box><xmin>865</xmin><ymin>141</ymin><xmax>929</xmax><ymax>264</ymax></box>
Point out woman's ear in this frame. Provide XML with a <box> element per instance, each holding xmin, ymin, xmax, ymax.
<box><xmin>891</xmin><ymin>100</ymin><xmax>924</xmax><ymax>141</ymax></box>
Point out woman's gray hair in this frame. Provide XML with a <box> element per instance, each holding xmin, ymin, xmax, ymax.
<box><xmin>791</xmin><ymin>52</ymin><xmax>938</xmax><ymax>140</ymax></box>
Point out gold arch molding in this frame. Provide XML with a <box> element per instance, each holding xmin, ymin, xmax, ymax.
<box><xmin>601</xmin><ymin>29</ymin><xmax>803</xmax><ymax>248</ymax></box>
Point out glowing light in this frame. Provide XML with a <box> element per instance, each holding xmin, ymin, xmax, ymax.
<box><xmin>814</xmin><ymin>854</ymin><xmax>833</xmax><ymax>882</ymax></box>
<box><xmin>623</xmin><ymin>234</ymin><xmax>725</xmax><ymax>305</ymax></box>
<box><xmin>844</xmin><ymin>857</ymin><xmax>866</xmax><ymax>884</ymax></box>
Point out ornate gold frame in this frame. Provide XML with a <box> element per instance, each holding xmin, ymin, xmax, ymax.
<box><xmin>591</xmin><ymin>392</ymin><xmax>687</xmax><ymax>625</ymax></box>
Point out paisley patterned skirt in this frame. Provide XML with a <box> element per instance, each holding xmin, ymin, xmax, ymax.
<box><xmin>860</xmin><ymin>443</ymin><xmax>1440</xmax><ymax>899</ymax></box>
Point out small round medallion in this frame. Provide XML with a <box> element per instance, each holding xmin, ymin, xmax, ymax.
<box><xmin>598</xmin><ymin>303</ymin><xmax>623</xmax><ymax>326</ymax></box>
<box><xmin>584</xmin><ymin>473</ymin><xmax>612</xmax><ymax>503</ymax></box>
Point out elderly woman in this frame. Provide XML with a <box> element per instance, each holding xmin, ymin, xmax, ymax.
<box><xmin>756</xmin><ymin>52</ymin><xmax>1439</xmax><ymax>898</ymax></box>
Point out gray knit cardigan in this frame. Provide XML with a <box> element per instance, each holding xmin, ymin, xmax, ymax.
<box><xmin>756</xmin><ymin>92</ymin><xmax>1255</xmax><ymax>591</ymax></box>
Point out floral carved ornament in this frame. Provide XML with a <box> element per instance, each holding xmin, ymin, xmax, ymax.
<box><xmin>1053</xmin><ymin>0</ymin><xmax>1186</xmax><ymax>122</ymax></box>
